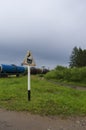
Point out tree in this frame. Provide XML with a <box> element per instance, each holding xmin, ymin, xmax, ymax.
<box><xmin>69</xmin><ymin>46</ymin><xmax>79</xmax><ymax>67</ymax></box>
<box><xmin>76</xmin><ymin>47</ymin><xmax>83</xmax><ymax>67</ymax></box>
<box><xmin>69</xmin><ymin>46</ymin><xmax>86</xmax><ymax>67</ymax></box>
<box><xmin>82</xmin><ymin>49</ymin><xmax>86</xmax><ymax>66</ymax></box>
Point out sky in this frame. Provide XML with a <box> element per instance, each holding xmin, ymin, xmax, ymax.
<box><xmin>0</xmin><ymin>0</ymin><xmax>86</xmax><ymax>69</ymax></box>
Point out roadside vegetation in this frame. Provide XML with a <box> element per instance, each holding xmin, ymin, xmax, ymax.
<box><xmin>44</xmin><ymin>66</ymin><xmax>86</xmax><ymax>85</ymax></box>
<box><xmin>0</xmin><ymin>75</ymin><xmax>86</xmax><ymax>116</ymax></box>
<box><xmin>45</xmin><ymin>46</ymin><xmax>86</xmax><ymax>86</ymax></box>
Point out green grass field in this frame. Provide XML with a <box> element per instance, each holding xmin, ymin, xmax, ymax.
<box><xmin>0</xmin><ymin>75</ymin><xmax>86</xmax><ymax>116</ymax></box>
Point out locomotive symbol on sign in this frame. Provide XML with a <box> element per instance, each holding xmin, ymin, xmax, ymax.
<box><xmin>22</xmin><ymin>51</ymin><xmax>36</xmax><ymax>66</ymax></box>
<box><xmin>27</xmin><ymin>53</ymin><xmax>32</xmax><ymax>64</ymax></box>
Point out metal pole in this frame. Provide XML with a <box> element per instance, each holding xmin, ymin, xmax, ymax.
<box><xmin>28</xmin><ymin>66</ymin><xmax>31</xmax><ymax>101</ymax></box>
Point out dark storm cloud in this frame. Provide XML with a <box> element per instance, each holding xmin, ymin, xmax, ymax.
<box><xmin>0</xmin><ymin>0</ymin><xmax>86</xmax><ymax>68</ymax></box>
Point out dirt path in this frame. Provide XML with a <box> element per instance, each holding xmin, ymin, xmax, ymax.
<box><xmin>0</xmin><ymin>109</ymin><xmax>86</xmax><ymax>130</ymax></box>
<box><xmin>47</xmin><ymin>80</ymin><xmax>86</xmax><ymax>91</ymax></box>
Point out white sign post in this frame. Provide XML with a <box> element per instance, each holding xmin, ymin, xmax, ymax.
<box><xmin>28</xmin><ymin>66</ymin><xmax>31</xmax><ymax>100</ymax></box>
<box><xmin>22</xmin><ymin>51</ymin><xmax>36</xmax><ymax>101</ymax></box>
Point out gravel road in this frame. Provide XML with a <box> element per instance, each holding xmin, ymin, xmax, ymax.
<box><xmin>0</xmin><ymin>109</ymin><xmax>86</xmax><ymax>130</ymax></box>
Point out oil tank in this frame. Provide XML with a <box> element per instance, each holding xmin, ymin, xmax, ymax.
<box><xmin>1</xmin><ymin>64</ymin><xmax>26</xmax><ymax>74</ymax></box>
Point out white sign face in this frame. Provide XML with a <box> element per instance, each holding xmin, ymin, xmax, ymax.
<box><xmin>22</xmin><ymin>51</ymin><xmax>36</xmax><ymax>66</ymax></box>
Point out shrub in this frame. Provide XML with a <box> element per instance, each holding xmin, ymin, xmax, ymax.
<box><xmin>45</xmin><ymin>66</ymin><xmax>86</xmax><ymax>83</ymax></box>
<box><xmin>44</xmin><ymin>70</ymin><xmax>57</xmax><ymax>79</ymax></box>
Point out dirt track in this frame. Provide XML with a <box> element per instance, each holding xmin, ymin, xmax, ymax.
<box><xmin>0</xmin><ymin>109</ymin><xmax>86</xmax><ymax>130</ymax></box>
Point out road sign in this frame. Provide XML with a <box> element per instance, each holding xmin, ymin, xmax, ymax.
<box><xmin>22</xmin><ymin>51</ymin><xmax>36</xmax><ymax>66</ymax></box>
<box><xmin>22</xmin><ymin>51</ymin><xmax>36</xmax><ymax>101</ymax></box>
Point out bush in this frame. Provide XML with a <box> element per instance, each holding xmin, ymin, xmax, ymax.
<box><xmin>45</xmin><ymin>65</ymin><xmax>86</xmax><ymax>83</ymax></box>
<box><xmin>70</xmin><ymin>68</ymin><xmax>81</xmax><ymax>82</ymax></box>
<box><xmin>63</xmin><ymin>68</ymin><xmax>72</xmax><ymax>81</ymax></box>
<box><xmin>44</xmin><ymin>70</ymin><xmax>57</xmax><ymax>79</ymax></box>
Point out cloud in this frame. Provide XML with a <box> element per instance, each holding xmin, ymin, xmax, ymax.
<box><xmin>0</xmin><ymin>0</ymin><xmax>86</xmax><ymax>68</ymax></box>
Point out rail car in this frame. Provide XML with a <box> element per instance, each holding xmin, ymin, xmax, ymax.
<box><xmin>0</xmin><ymin>64</ymin><xmax>27</xmax><ymax>77</ymax></box>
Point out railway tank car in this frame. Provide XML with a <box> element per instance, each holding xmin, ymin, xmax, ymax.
<box><xmin>0</xmin><ymin>64</ymin><xmax>27</xmax><ymax>77</ymax></box>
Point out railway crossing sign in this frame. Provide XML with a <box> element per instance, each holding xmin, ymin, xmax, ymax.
<box><xmin>22</xmin><ymin>51</ymin><xmax>36</xmax><ymax>101</ymax></box>
<box><xmin>22</xmin><ymin>51</ymin><xmax>36</xmax><ymax>66</ymax></box>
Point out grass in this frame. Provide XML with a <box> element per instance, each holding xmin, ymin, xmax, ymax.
<box><xmin>47</xmin><ymin>78</ymin><xmax>86</xmax><ymax>88</ymax></box>
<box><xmin>0</xmin><ymin>75</ymin><xmax>86</xmax><ymax>116</ymax></box>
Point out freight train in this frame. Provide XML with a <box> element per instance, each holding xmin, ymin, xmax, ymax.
<box><xmin>0</xmin><ymin>64</ymin><xmax>27</xmax><ymax>77</ymax></box>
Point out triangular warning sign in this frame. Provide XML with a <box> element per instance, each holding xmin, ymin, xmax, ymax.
<box><xmin>22</xmin><ymin>51</ymin><xmax>36</xmax><ymax>66</ymax></box>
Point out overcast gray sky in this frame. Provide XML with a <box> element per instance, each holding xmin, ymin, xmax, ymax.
<box><xmin>0</xmin><ymin>0</ymin><xmax>86</xmax><ymax>69</ymax></box>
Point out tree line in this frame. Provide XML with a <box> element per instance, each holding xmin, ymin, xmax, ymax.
<box><xmin>44</xmin><ymin>46</ymin><xmax>86</xmax><ymax>83</ymax></box>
